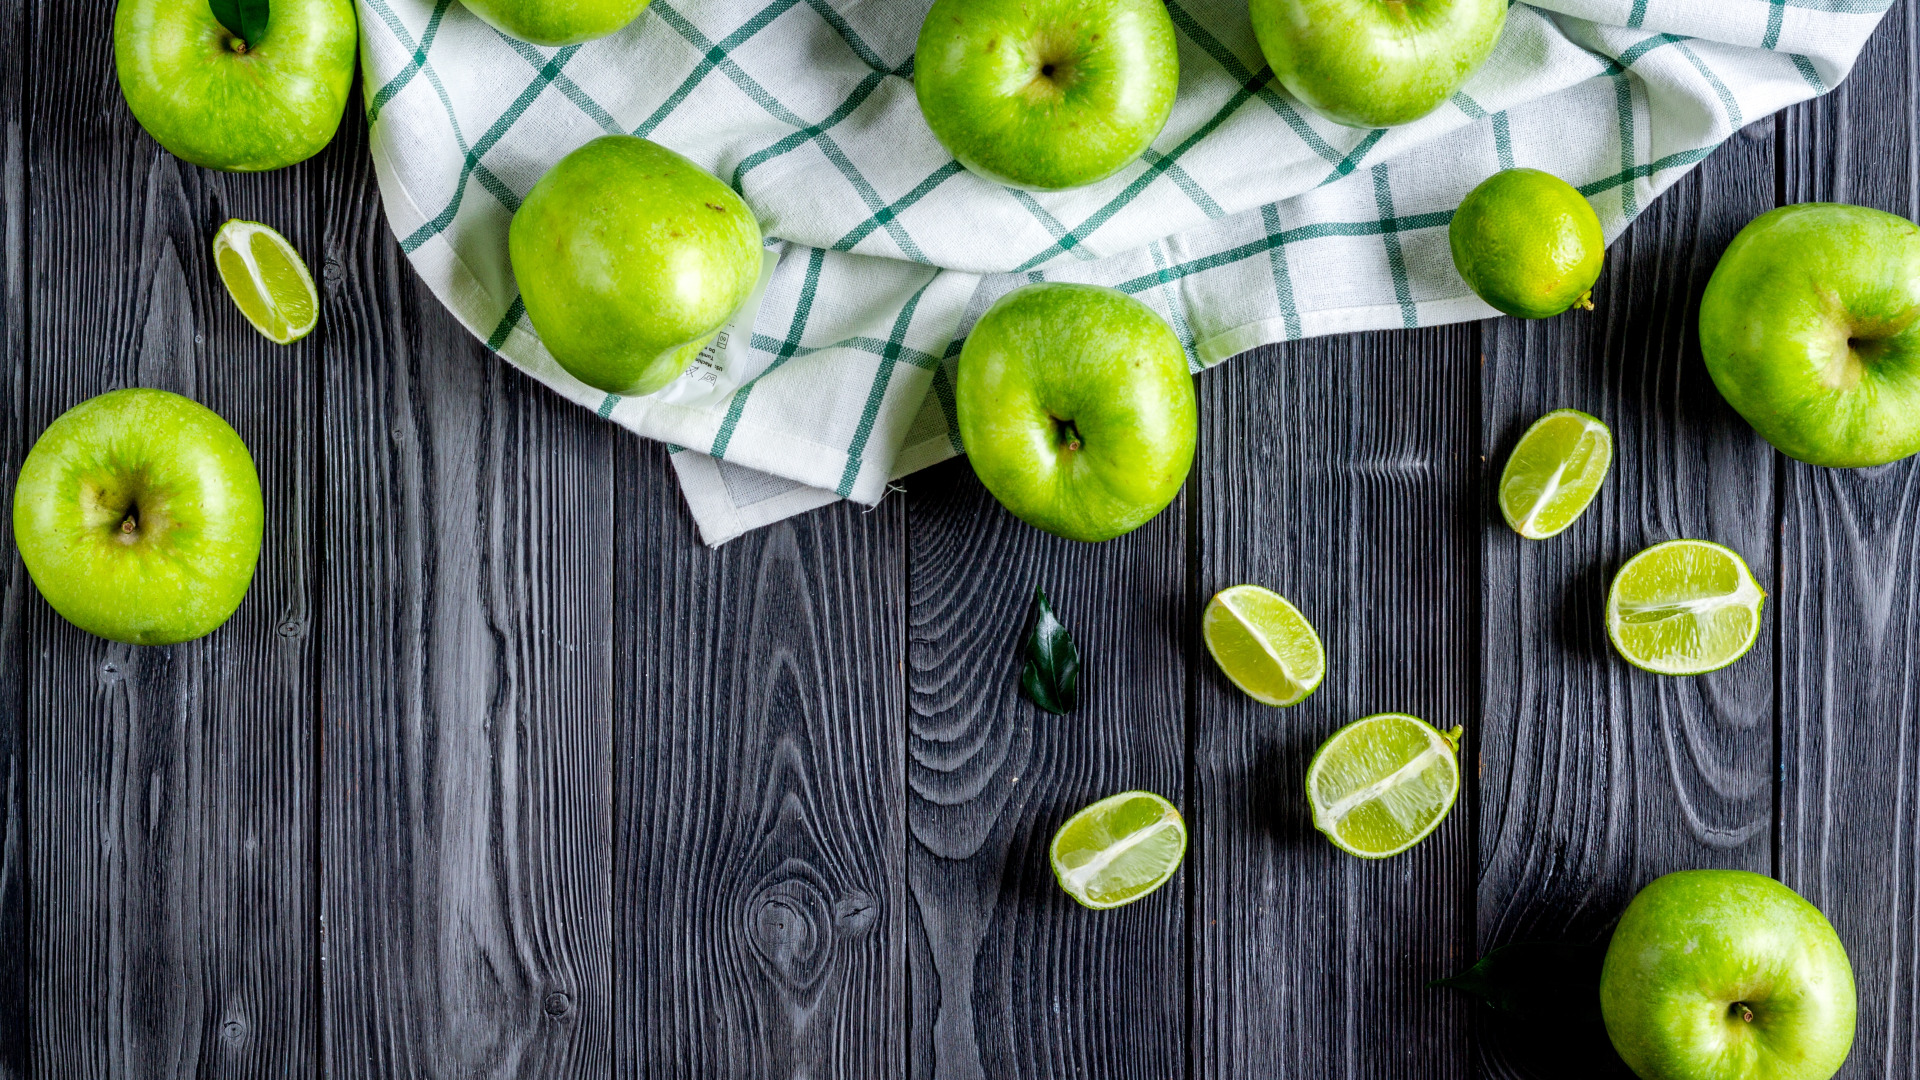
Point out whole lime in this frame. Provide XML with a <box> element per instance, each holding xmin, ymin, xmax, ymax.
<box><xmin>1450</xmin><ymin>168</ymin><xmax>1605</xmax><ymax>319</ymax></box>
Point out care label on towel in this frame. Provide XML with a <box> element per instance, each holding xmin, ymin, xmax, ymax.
<box><xmin>651</xmin><ymin>247</ymin><xmax>782</xmax><ymax>409</ymax></box>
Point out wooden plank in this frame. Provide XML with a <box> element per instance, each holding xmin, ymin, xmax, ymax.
<box><xmin>0</xmin><ymin>0</ymin><xmax>28</xmax><ymax>1069</ymax></box>
<box><xmin>1777</xmin><ymin>7</ymin><xmax>1920</xmax><ymax>1078</ymax></box>
<box><xmin>1475</xmin><ymin>126</ymin><xmax>1778</xmax><ymax>1072</ymax></box>
<box><xmin>317</xmin><ymin>113</ymin><xmax>614</xmax><ymax>1076</ymax></box>
<box><xmin>21</xmin><ymin>4</ymin><xmax>320</xmax><ymax>1074</ymax></box>
<box><xmin>1191</xmin><ymin>328</ymin><xmax>1479</xmax><ymax>1080</ymax></box>
<box><xmin>613</xmin><ymin>451</ymin><xmax>906</xmax><ymax>1078</ymax></box>
<box><xmin>905</xmin><ymin>458</ymin><xmax>1186</xmax><ymax>1080</ymax></box>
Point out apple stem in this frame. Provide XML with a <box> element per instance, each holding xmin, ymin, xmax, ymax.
<box><xmin>1734</xmin><ymin>1002</ymin><xmax>1754</xmax><ymax>1023</ymax></box>
<box><xmin>1576</xmin><ymin>291</ymin><xmax>1595</xmax><ymax>312</ymax></box>
<box><xmin>229</xmin><ymin>37</ymin><xmax>249</xmax><ymax>53</ymax></box>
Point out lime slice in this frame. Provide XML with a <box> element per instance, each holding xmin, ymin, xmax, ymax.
<box><xmin>1202</xmin><ymin>585</ymin><xmax>1325</xmax><ymax>706</ymax></box>
<box><xmin>1499</xmin><ymin>408</ymin><xmax>1613</xmax><ymax>539</ymax></box>
<box><xmin>214</xmin><ymin>219</ymin><xmax>319</xmax><ymax>344</ymax></box>
<box><xmin>1050</xmin><ymin>790</ymin><xmax>1187</xmax><ymax>909</ymax></box>
<box><xmin>1307</xmin><ymin>714</ymin><xmax>1462</xmax><ymax>859</ymax></box>
<box><xmin>1606</xmin><ymin>539</ymin><xmax>1766</xmax><ymax>675</ymax></box>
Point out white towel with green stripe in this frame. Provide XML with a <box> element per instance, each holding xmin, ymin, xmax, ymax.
<box><xmin>359</xmin><ymin>0</ymin><xmax>1888</xmax><ymax>544</ymax></box>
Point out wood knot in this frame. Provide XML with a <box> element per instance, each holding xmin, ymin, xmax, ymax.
<box><xmin>743</xmin><ymin>859</ymin><xmax>872</xmax><ymax>991</ymax></box>
<box><xmin>834</xmin><ymin>891</ymin><xmax>877</xmax><ymax>934</ymax></box>
<box><xmin>543</xmin><ymin>991</ymin><xmax>573</xmax><ymax>1018</ymax></box>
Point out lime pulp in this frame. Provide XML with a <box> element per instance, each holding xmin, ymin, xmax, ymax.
<box><xmin>1607</xmin><ymin>539</ymin><xmax>1766</xmax><ymax>675</ymax></box>
<box><xmin>1050</xmin><ymin>790</ymin><xmax>1187</xmax><ymax>909</ymax></box>
<box><xmin>1307</xmin><ymin>714</ymin><xmax>1462</xmax><ymax>859</ymax></box>
<box><xmin>1499</xmin><ymin>408</ymin><xmax>1613</xmax><ymax>539</ymax></box>
<box><xmin>1201</xmin><ymin>585</ymin><xmax>1325</xmax><ymax>706</ymax></box>
<box><xmin>214</xmin><ymin>219</ymin><xmax>319</xmax><ymax>345</ymax></box>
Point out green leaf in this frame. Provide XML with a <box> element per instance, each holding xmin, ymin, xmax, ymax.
<box><xmin>209</xmin><ymin>0</ymin><xmax>271</xmax><ymax>46</ymax></box>
<box><xmin>1435</xmin><ymin>935</ymin><xmax>1633</xmax><ymax>1078</ymax></box>
<box><xmin>1020</xmin><ymin>588</ymin><xmax>1079</xmax><ymax>714</ymax></box>
<box><xmin>1432</xmin><ymin>936</ymin><xmax>1610</xmax><ymax>1019</ymax></box>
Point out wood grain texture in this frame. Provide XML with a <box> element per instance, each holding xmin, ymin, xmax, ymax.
<box><xmin>317</xmin><ymin>114</ymin><xmax>613</xmax><ymax>1078</ymax></box>
<box><xmin>614</xmin><ymin>449</ymin><xmax>905</xmax><ymax>1079</ymax></box>
<box><xmin>0</xmin><ymin>0</ymin><xmax>28</xmax><ymax>1071</ymax></box>
<box><xmin>20</xmin><ymin>3</ymin><xmax>322</xmax><ymax>1075</ymax></box>
<box><xmin>905</xmin><ymin>458</ymin><xmax>1186</xmax><ymax>1080</ymax></box>
<box><xmin>1192</xmin><ymin>329</ymin><xmax>1479</xmax><ymax>1080</ymax></box>
<box><xmin>1777</xmin><ymin>7</ymin><xmax>1920</xmax><ymax>1078</ymax></box>
<box><xmin>1475</xmin><ymin>125</ymin><xmax>1780</xmax><ymax>1075</ymax></box>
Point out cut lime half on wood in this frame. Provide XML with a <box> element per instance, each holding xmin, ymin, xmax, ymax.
<box><xmin>1307</xmin><ymin>713</ymin><xmax>1462</xmax><ymax>859</ymax></box>
<box><xmin>1499</xmin><ymin>408</ymin><xmax>1612</xmax><ymax>539</ymax></box>
<box><xmin>214</xmin><ymin>219</ymin><xmax>318</xmax><ymax>345</ymax></box>
<box><xmin>1202</xmin><ymin>584</ymin><xmax>1325</xmax><ymax>706</ymax></box>
<box><xmin>1050</xmin><ymin>790</ymin><xmax>1187</xmax><ymax>909</ymax></box>
<box><xmin>1607</xmin><ymin>539</ymin><xmax>1766</xmax><ymax>675</ymax></box>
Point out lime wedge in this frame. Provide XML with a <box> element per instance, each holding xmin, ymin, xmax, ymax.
<box><xmin>1307</xmin><ymin>714</ymin><xmax>1462</xmax><ymax>859</ymax></box>
<box><xmin>1606</xmin><ymin>539</ymin><xmax>1766</xmax><ymax>675</ymax></box>
<box><xmin>1202</xmin><ymin>584</ymin><xmax>1325</xmax><ymax>706</ymax></box>
<box><xmin>214</xmin><ymin>219</ymin><xmax>318</xmax><ymax>344</ymax></box>
<box><xmin>1050</xmin><ymin>790</ymin><xmax>1187</xmax><ymax>909</ymax></box>
<box><xmin>1499</xmin><ymin>408</ymin><xmax>1612</xmax><ymax>539</ymax></box>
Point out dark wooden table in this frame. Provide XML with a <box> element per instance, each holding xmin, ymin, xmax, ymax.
<box><xmin>3</xmin><ymin>0</ymin><xmax>1919</xmax><ymax>1076</ymax></box>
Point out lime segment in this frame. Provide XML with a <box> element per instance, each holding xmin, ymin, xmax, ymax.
<box><xmin>1499</xmin><ymin>408</ymin><xmax>1613</xmax><ymax>539</ymax></box>
<box><xmin>1050</xmin><ymin>790</ymin><xmax>1187</xmax><ymax>909</ymax></box>
<box><xmin>214</xmin><ymin>219</ymin><xmax>319</xmax><ymax>345</ymax></box>
<box><xmin>1202</xmin><ymin>585</ymin><xmax>1325</xmax><ymax>706</ymax></box>
<box><xmin>1307</xmin><ymin>714</ymin><xmax>1462</xmax><ymax>859</ymax></box>
<box><xmin>1607</xmin><ymin>539</ymin><xmax>1766</xmax><ymax>675</ymax></box>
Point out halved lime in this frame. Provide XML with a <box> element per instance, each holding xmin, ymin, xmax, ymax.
<box><xmin>1607</xmin><ymin>539</ymin><xmax>1766</xmax><ymax>675</ymax></box>
<box><xmin>214</xmin><ymin>219</ymin><xmax>319</xmax><ymax>344</ymax></box>
<box><xmin>1499</xmin><ymin>409</ymin><xmax>1613</xmax><ymax>539</ymax></box>
<box><xmin>1050</xmin><ymin>790</ymin><xmax>1187</xmax><ymax>909</ymax></box>
<box><xmin>1307</xmin><ymin>714</ymin><xmax>1462</xmax><ymax>859</ymax></box>
<box><xmin>1202</xmin><ymin>584</ymin><xmax>1325</xmax><ymax>706</ymax></box>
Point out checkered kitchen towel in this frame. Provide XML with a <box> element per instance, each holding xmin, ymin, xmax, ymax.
<box><xmin>359</xmin><ymin>0</ymin><xmax>1889</xmax><ymax>544</ymax></box>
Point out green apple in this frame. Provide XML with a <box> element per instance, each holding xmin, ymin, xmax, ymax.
<box><xmin>956</xmin><ymin>283</ymin><xmax>1196</xmax><ymax>541</ymax></box>
<box><xmin>114</xmin><ymin>0</ymin><xmax>357</xmax><ymax>172</ymax></box>
<box><xmin>1249</xmin><ymin>0</ymin><xmax>1507</xmax><ymax>128</ymax></box>
<box><xmin>1700</xmin><ymin>202</ymin><xmax>1920</xmax><ymax>467</ymax></box>
<box><xmin>458</xmin><ymin>0</ymin><xmax>651</xmax><ymax>47</ymax></box>
<box><xmin>13</xmin><ymin>389</ymin><xmax>265</xmax><ymax>646</ymax></box>
<box><xmin>509</xmin><ymin>135</ymin><xmax>764</xmax><ymax>397</ymax></box>
<box><xmin>1600</xmin><ymin>870</ymin><xmax>1856</xmax><ymax>1080</ymax></box>
<box><xmin>914</xmin><ymin>0</ymin><xmax>1179</xmax><ymax>191</ymax></box>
